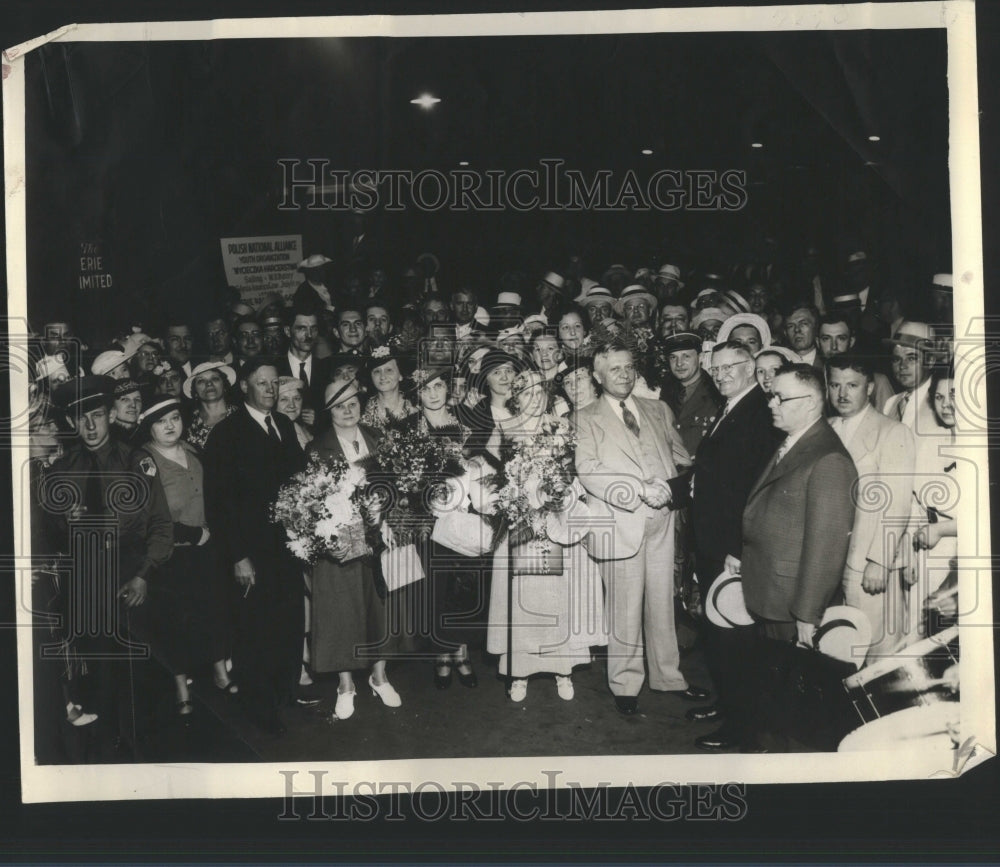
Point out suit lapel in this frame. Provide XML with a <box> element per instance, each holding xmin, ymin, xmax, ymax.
<box><xmin>595</xmin><ymin>398</ymin><xmax>642</xmax><ymax>470</ymax></box>
<box><xmin>748</xmin><ymin>419</ymin><xmax>825</xmax><ymax>499</ymax></box>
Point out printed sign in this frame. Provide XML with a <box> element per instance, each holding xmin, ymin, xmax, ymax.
<box><xmin>219</xmin><ymin>234</ymin><xmax>303</xmax><ymax>309</ymax></box>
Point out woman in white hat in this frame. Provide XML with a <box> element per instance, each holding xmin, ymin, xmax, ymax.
<box><xmin>306</xmin><ymin>379</ymin><xmax>403</xmax><ymax>721</ymax></box>
<box><xmin>484</xmin><ymin>370</ymin><xmax>607</xmax><ymax>703</ymax></box>
<box><xmin>183</xmin><ymin>361</ymin><xmax>238</xmax><ymax>450</ymax></box>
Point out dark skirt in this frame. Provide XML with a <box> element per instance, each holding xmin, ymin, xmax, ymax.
<box><xmin>150</xmin><ymin>541</ymin><xmax>231</xmax><ymax>675</ymax></box>
<box><xmin>311</xmin><ymin>554</ymin><xmax>402</xmax><ymax>672</ymax></box>
<box><xmin>421</xmin><ymin>540</ymin><xmax>491</xmax><ymax>654</ymax></box>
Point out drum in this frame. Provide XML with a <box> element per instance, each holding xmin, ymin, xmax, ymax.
<box><xmin>842</xmin><ymin>626</ymin><xmax>959</xmax><ymax>725</ymax></box>
<box><xmin>838</xmin><ymin>703</ymin><xmax>959</xmax><ymax>752</ymax></box>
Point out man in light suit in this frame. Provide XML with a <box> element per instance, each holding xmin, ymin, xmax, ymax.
<box><xmin>574</xmin><ymin>341</ymin><xmax>709</xmax><ymax>715</ymax></box>
<box><xmin>739</xmin><ymin>365</ymin><xmax>857</xmax><ymax>645</ymax></box>
<box><xmin>827</xmin><ymin>354</ymin><xmax>914</xmax><ymax>663</ymax></box>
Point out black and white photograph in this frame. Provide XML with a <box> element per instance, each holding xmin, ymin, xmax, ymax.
<box><xmin>3</xmin><ymin>1</ymin><xmax>993</xmax><ymax>807</ymax></box>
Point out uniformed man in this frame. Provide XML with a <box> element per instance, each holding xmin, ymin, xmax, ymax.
<box><xmin>46</xmin><ymin>375</ymin><xmax>173</xmax><ymax>757</ymax></box>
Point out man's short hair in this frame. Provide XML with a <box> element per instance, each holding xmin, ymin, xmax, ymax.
<box><xmin>336</xmin><ymin>306</ymin><xmax>364</xmax><ymax>325</ymax></box>
<box><xmin>233</xmin><ymin>314</ymin><xmax>260</xmax><ymax>331</ymax></box>
<box><xmin>288</xmin><ymin>301</ymin><xmax>320</xmax><ymax>325</ymax></box>
<box><xmin>825</xmin><ymin>352</ymin><xmax>873</xmax><ymax>381</ymax></box>
<box><xmin>711</xmin><ymin>339</ymin><xmax>753</xmax><ymax>360</ymax></box>
<box><xmin>450</xmin><ymin>287</ymin><xmax>477</xmax><ymax>304</ymax></box>
<box><xmin>237</xmin><ymin>356</ymin><xmax>279</xmax><ymax>383</ymax></box>
<box><xmin>786</xmin><ymin>301</ymin><xmax>820</xmax><ymax>324</ymax></box>
<box><xmin>819</xmin><ymin>311</ymin><xmax>854</xmax><ymax>336</ymax></box>
<box><xmin>775</xmin><ymin>362</ymin><xmax>825</xmax><ymax>399</ymax></box>
<box><xmin>592</xmin><ymin>340</ymin><xmax>633</xmax><ymax>375</ymax></box>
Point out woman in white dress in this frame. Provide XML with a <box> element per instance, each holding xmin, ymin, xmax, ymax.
<box><xmin>485</xmin><ymin>369</ymin><xmax>607</xmax><ymax>702</ymax></box>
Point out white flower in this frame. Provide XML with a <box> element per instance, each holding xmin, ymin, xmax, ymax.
<box><xmin>287</xmin><ymin>537</ymin><xmax>310</xmax><ymax>561</ymax></box>
<box><xmin>371</xmin><ymin>345</ymin><xmax>390</xmax><ymax>359</ymax></box>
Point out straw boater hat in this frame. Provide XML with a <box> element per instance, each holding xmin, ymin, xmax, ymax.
<box><xmin>882</xmin><ymin>321</ymin><xmax>935</xmax><ymax>351</ymax></box>
<box><xmin>704</xmin><ymin>570</ymin><xmax>754</xmax><ymax>628</ymax></box>
<box><xmin>656</xmin><ymin>263</ymin><xmax>684</xmax><ymax>287</ymax></box>
<box><xmin>814</xmin><ymin>605</ymin><xmax>872</xmax><ymax>668</ymax></box>
<box><xmin>716</xmin><ymin>312</ymin><xmax>772</xmax><ymax>348</ymax></box>
<box><xmin>182</xmin><ymin>361</ymin><xmax>237</xmax><ymax>399</ymax></box>
<box><xmin>578</xmin><ymin>285</ymin><xmax>615</xmax><ymax>308</ymax></box>
<box><xmin>614</xmin><ymin>284</ymin><xmax>658</xmax><ymax>317</ymax></box>
<box><xmin>135</xmin><ymin>395</ymin><xmax>184</xmax><ymax>443</ymax></box>
<box><xmin>297</xmin><ymin>254</ymin><xmax>332</xmax><ymax>272</ymax></box>
<box><xmin>690</xmin><ymin>307</ymin><xmax>727</xmax><ymax>331</ymax></box>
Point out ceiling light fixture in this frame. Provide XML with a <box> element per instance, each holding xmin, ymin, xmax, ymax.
<box><xmin>751</xmin><ymin>142</ymin><xmax>764</xmax><ymax>149</ymax></box>
<box><xmin>868</xmin><ymin>135</ymin><xmax>881</xmax><ymax>142</ymax></box>
<box><xmin>641</xmin><ymin>148</ymin><xmax>653</xmax><ymax>156</ymax></box>
<box><xmin>458</xmin><ymin>161</ymin><xmax>469</xmax><ymax>166</ymax></box>
<box><xmin>410</xmin><ymin>93</ymin><xmax>441</xmax><ymax>109</ymax></box>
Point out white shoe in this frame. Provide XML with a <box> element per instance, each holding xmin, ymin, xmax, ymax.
<box><xmin>369</xmin><ymin>675</ymin><xmax>402</xmax><ymax>708</ymax></box>
<box><xmin>509</xmin><ymin>679</ymin><xmax>528</xmax><ymax>702</ymax></box>
<box><xmin>66</xmin><ymin>703</ymin><xmax>98</xmax><ymax>727</ymax></box>
<box><xmin>335</xmin><ymin>689</ymin><xmax>356</xmax><ymax>720</ymax></box>
<box><xmin>555</xmin><ymin>675</ymin><xmax>574</xmax><ymax>701</ymax></box>
<box><xmin>299</xmin><ymin>666</ymin><xmax>313</xmax><ymax>687</ymax></box>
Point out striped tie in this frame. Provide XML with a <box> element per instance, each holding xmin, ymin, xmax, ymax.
<box><xmin>620</xmin><ymin>402</ymin><xmax>640</xmax><ymax>438</ymax></box>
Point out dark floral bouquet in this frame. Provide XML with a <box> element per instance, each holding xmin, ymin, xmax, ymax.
<box><xmin>375</xmin><ymin>414</ymin><xmax>467</xmax><ymax>545</ymax></box>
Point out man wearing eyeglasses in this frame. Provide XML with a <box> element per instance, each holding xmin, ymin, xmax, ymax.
<box><xmin>674</xmin><ymin>340</ymin><xmax>783</xmax><ymax>752</ymax></box>
<box><xmin>741</xmin><ymin>365</ymin><xmax>857</xmax><ymax>641</ymax></box>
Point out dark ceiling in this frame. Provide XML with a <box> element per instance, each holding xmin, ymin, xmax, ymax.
<box><xmin>25</xmin><ymin>26</ymin><xmax>950</xmax><ymax>334</ymax></box>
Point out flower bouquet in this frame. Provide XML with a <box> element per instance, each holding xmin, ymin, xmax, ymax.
<box><xmin>494</xmin><ymin>414</ymin><xmax>576</xmax><ymax>574</ymax></box>
<box><xmin>374</xmin><ymin>414</ymin><xmax>467</xmax><ymax>545</ymax></box>
<box><xmin>270</xmin><ymin>452</ymin><xmax>373</xmax><ymax>565</ymax></box>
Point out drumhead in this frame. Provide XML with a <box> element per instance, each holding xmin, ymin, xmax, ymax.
<box><xmin>838</xmin><ymin>703</ymin><xmax>959</xmax><ymax>752</ymax></box>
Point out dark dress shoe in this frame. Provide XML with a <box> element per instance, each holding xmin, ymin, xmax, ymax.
<box><xmin>456</xmin><ymin>665</ymin><xmax>478</xmax><ymax>688</ymax></box>
<box><xmin>686</xmin><ymin>704</ymin><xmax>721</xmax><ymax>722</ymax></box>
<box><xmin>694</xmin><ymin>727</ymin><xmax>742</xmax><ymax>752</ymax></box>
<box><xmin>294</xmin><ymin>689</ymin><xmax>323</xmax><ymax>707</ymax></box>
<box><xmin>615</xmin><ymin>696</ymin><xmax>639</xmax><ymax>715</ymax></box>
<box><xmin>434</xmin><ymin>664</ymin><xmax>453</xmax><ymax>690</ymax></box>
<box><xmin>664</xmin><ymin>685</ymin><xmax>710</xmax><ymax>702</ymax></box>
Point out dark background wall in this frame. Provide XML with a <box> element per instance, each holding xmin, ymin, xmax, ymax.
<box><xmin>23</xmin><ymin>27</ymin><xmax>950</xmax><ymax>342</ymax></box>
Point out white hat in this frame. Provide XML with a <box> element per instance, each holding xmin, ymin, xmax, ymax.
<box><xmin>474</xmin><ymin>306</ymin><xmax>490</xmax><ymax>328</ymax></box>
<box><xmin>846</xmin><ymin>250</ymin><xmax>868</xmax><ymax>264</ymax></box>
<box><xmin>91</xmin><ymin>350</ymin><xmax>130</xmax><ymax>377</ymax></box>
<box><xmin>580</xmin><ymin>285</ymin><xmax>615</xmax><ymax>306</ymax></box>
<box><xmin>120</xmin><ymin>332</ymin><xmax>159</xmax><ymax>357</ymax></box>
<box><xmin>716</xmin><ymin>312</ymin><xmax>772</xmax><ymax>348</ymax></box>
<box><xmin>704</xmin><ymin>570</ymin><xmax>754</xmax><ymax>628</ymax></box>
<box><xmin>539</xmin><ymin>271</ymin><xmax>565</xmax><ymax>290</ymax></box>
<box><xmin>754</xmin><ymin>345</ymin><xmax>800</xmax><ymax>364</ymax></box>
<box><xmin>183</xmin><ymin>361</ymin><xmax>237</xmax><ymax>399</ymax></box>
<box><xmin>657</xmin><ymin>263</ymin><xmax>683</xmax><ymax>284</ymax></box>
<box><xmin>614</xmin><ymin>285</ymin><xmax>658</xmax><ymax>316</ymax></box>
<box><xmin>496</xmin><ymin>292</ymin><xmax>522</xmax><ymax>307</ymax></box>
<box><xmin>690</xmin><ymin>308</ymin><xmax>727</xmax><ymax>331</ymax></box>
<box><xmin>35</xmin><ymin>356</ymin><xmax>70</xmax><ymax>383</ymax></box>
<box><xmin>297</xmin><ymin>254</ymin><xmax>332</xmax><ymax>271</ymax></box>
<box><xmin>815</xmin><ymin>605</ymin><xmax>872</xmax><ymax>668</ymax></box>
<box><xmin>932</xmin><ymin>273</ymin><xmax>953</xmax><ymax>289</ymax></box>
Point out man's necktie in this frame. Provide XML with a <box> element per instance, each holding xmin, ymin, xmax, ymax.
<box><xmin>620</xmin><ymin>401</ymin><xmax>640</xmax><ymax>438</ymax></box>
<box><xmin>299</xmin><ymin>361</ymin><xmax>309</xmax><ymax>387</ymax></box>
<box><xmin>84</xmin><ymin>452</ymin><xmax>104</xmax><ymax>516</ymax></box>
<box><xmin>265</xmin><ymin>414</ymin><xmax>281</xmax><ymax>443</ymax></box>
<box><xmin>710</xmin><ymin>401</ymin><xmax>729</xmax><ymax>435</ymax></box>
<box><xmin>775</xmin><ymin>441</ymin><xmax>789</xmax><ymax>464</ymax></box>
<box><xmin>895</xmin><ymin>392</ymin><xmax>910</xmax><ymax>422</ymax></box>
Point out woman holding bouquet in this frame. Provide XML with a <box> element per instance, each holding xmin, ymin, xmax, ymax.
<box><xmin>305</xmin><ymin>379</ymin><xmax>403</xmax><ymax>721</ymax></box>
<box><xmin>485</xmin><ymin>369</ymin><xmax>608</xmax><ymax>702</ymax></box>
<box><xmin>400</xmin><ymin>366</ymin><xmax>484</xmax><ymax>691</ymax></box>
<box><xmin>360</xmin><ymin>347</ymin><xmax>417</xmax><ymax>431</ymax></box>
<box><xmin>458</xmin><ymin>348</ymin><xmax>525</xmax><ymax>457</ymax></box>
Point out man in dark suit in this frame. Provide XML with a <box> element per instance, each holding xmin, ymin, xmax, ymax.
<box><xmin>277</xmin><ymin>306</ymin><xmax>331</xmax><ymax>430</ymax></box>
<box><xmin>203</xmin><ymin>357</ymin><xmax>309</xmax><ymax>734</ymax></box>
<box><xmin>740</xmin><ymin>365</ymin><xmax>858</xmax><ymax>641</ymax></box>
<box><xmin>675</xmin><ymin>340</ymin><xmax>784</xmax><ymax>751</ymax></box>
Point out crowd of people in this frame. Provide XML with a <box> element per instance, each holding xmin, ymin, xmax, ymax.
<box><xmin>27</xmin><ymin>244</ymin><xmax>960</xmax><ymax>758</ymax></box>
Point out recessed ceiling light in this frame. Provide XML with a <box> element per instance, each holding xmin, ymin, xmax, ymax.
<box><xmin>410</xmin><ymin>93</ymin><xmax>441</xmax><ymax>109</ymax></box>
<box><xmin>641</xmin><ymin>148</ymin><xmax>653</xmax><ymax>156</ymax></box>
<box><xmin>458</xmin><ymin>161</ymin><xmax>469</xmax><ymax>166</ymax></box>
<box><xmin>751</xmin><ymin>142</ymin><xmax>764</xmax><ymax>149</ymax></box>
<box><xmin>868</xmin><ymin>135</ymin><xmax>881</xmax><ymax>142</ymax></box>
